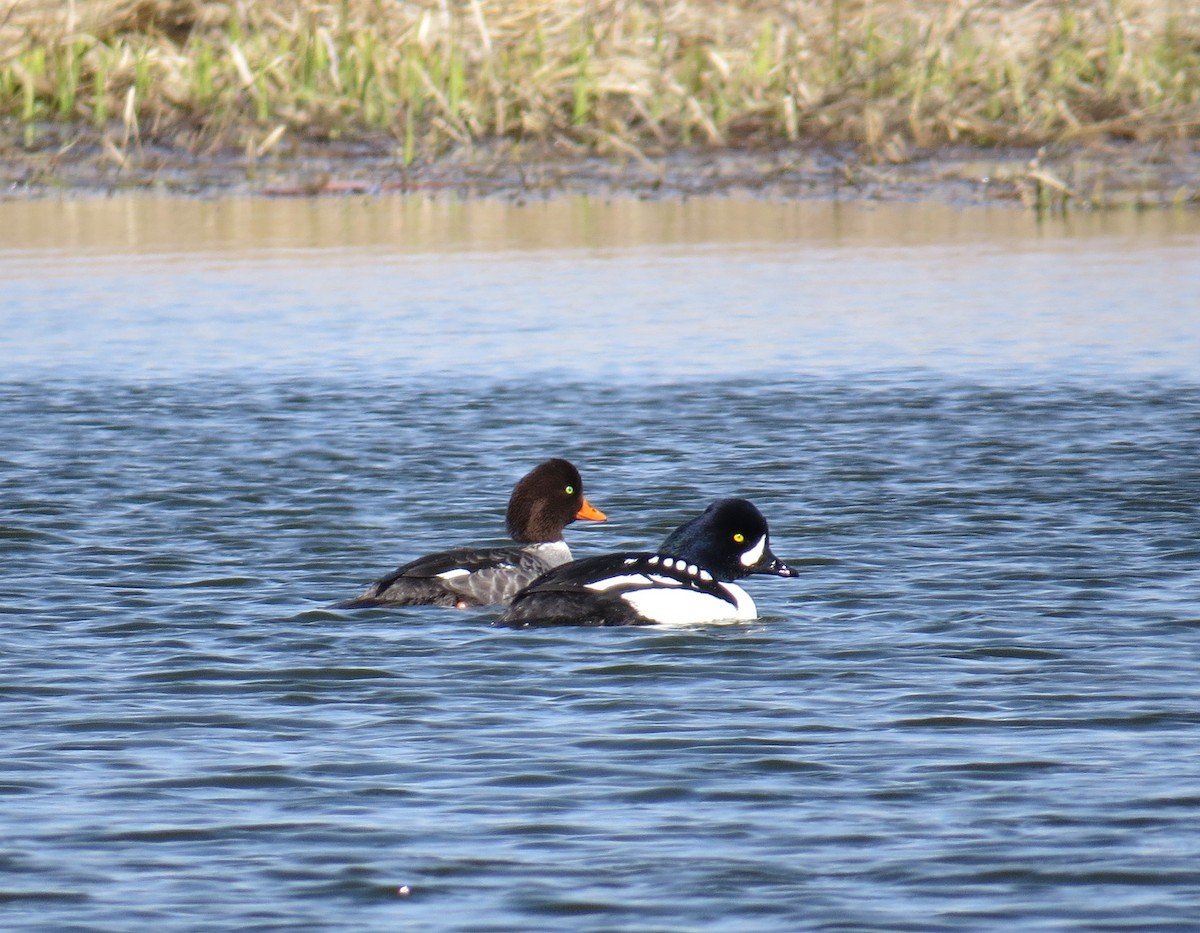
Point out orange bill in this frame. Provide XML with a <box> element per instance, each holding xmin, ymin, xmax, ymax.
<box><xmin>575</xmin><ymin>498</ymin><xmax>607</xmax><ymax>521</ymax></box>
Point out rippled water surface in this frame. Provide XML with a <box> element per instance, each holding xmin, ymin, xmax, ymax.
<box><xmin>2</xmin><ymin>197</ymin><xmax>1200</xmax><ymax>931</ymax></box>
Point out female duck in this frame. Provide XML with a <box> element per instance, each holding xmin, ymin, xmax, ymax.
<box><xmin>498</xmin><ymin>498</ymin><xmax>797</xmax><ymax>626</ymax></box>
<box><xmin>338</xmin><ymin>459</ymin><xmax>606</xmax><ymax>609</ymax></box>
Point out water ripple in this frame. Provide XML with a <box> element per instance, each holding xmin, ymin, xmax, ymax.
<box><xmin>2</xmin><ymin>374</ymin><xmax>1200</xmax><ymax>931</ymax></box>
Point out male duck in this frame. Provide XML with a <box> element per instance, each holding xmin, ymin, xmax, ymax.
<box><xmin>498</xmin><ymin>497</ymin><xmax>796</xmax><ymax>626</ymax></box>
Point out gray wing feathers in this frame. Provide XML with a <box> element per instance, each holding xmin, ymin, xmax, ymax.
<box><xmin>337</xmin><ymin>545</ymin><xmax>563</xmax><ymax>608</ymax></box>
<box><xmin>441</xmin><ymin>550</ymin><xmax>558</xmax><ymax>605</ymax></box>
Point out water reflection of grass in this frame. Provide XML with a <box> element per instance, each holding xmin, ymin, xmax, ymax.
<box><xmin>1</xmin><ymin>0</ymin><xmax>1197</xmax><ymax>205</ymax></box>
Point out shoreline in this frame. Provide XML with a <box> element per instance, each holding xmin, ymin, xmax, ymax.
<box><xmin>4</xmin><ymin>1</ymin><xmax>1197</xmax><ymax>208</ymax></box>
<box><xmin>2</xmin><ymin>127</ymin><xmax>1198</xmax><ymax>208</ymax></box>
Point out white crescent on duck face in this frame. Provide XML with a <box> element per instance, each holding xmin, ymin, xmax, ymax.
<box><xmin>499</xmin><ymin>498</ymin><xmax>798</xmax><ymax>627</ymax></box>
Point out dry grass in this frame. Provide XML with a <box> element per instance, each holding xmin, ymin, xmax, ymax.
<box><xmin>1</xmin><ymin>0</ymin><xmax>1198</xmax><ymax>166</ymax></box>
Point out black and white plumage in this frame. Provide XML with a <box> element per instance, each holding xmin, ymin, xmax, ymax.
<box><xmin>498</xmin><ymin>498</ymin><xmax>798</xmax><ymax>627</ymax></box>
<box><xmin>336</xmin><ymin>459</ymin><xmax>606</xmax><ymax>609</ymax></box>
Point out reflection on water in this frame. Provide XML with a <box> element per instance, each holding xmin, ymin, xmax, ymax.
<box><xmin>1</xmin><ymin>196</ymin><xmax>1198</xmax><ymax>384</ymax></box>
<box><xmin>3</xmin><ymin>195</ymin><xmax>1200</xmax><ymax>932</ymax></box>
<box><xmin>3</xmin><ymin>195</ymin><xmax>1200</xmax><ymax>254</ymax></box>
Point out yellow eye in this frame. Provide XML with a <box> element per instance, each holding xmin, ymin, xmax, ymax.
<box><xmin>565</xmin><ymin>485</ymin><xmax>575</xmax><ymax>495</ymax></box>
<box><xmin>733</xmin><ymin>532</ymin><xmax>745</xmax><ymax>543</ymax></box>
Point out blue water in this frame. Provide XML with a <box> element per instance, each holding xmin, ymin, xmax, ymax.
<box><xmin>2</xmin><ymin>197</ymin><xmax>1200</xmax><ymax>931</ymax></box>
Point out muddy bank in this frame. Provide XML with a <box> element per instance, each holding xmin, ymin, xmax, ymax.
<box><xmin>2</xmin><ymin>127</ymin><xmax>1197</xmax><ymax>208</ymax></box>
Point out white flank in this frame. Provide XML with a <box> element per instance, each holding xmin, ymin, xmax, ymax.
<box><xmin>436</xmin><ymin>569</ymin><xmax>471</xmax><ymax>580</ymax></box>
<box><xmin>623</xmin><ymin>583</ymin><xmax>757</xmax><ymax>626</ymax></box>
<box><xmin>738</xmin><ymin>535</ymin><xmax>767</xmax><ymax>568</ymax></box>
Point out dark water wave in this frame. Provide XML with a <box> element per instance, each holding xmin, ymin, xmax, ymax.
<box><xmin>2</xmin><ymin>374</ymin><xmax>1200</xmax><ymax>931</ymax></box>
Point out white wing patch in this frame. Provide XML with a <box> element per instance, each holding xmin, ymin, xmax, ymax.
<box><xmin>738</xmin><ymin>535</ymin><xmax>767</xmax><ymax>568</ymax></box>
<box><xmin>623</xmin><ymin>583</ymin><xmax>757</xmax><ymax>626</ymax></box>
<box><xmin>435</xmin><ymin>569</ymin><xmax>471</xmax><ymax>580</ymax></box>
<box><xmin>586</xmin><ymin>573</ymin><xmax>682</xmax><ymax>591</ymax></box>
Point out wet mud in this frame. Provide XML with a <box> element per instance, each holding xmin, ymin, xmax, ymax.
<box><xmin>1</xmin><ymin>125</ymin><xmax>1197</xmax><ymax>207</ymax></box>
